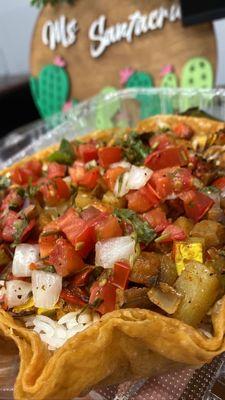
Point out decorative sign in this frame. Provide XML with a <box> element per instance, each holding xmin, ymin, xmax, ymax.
<box><xmin>30</xmin><ymin>0</ymin><xmax>217</xmax><ymax>115</ymax></box>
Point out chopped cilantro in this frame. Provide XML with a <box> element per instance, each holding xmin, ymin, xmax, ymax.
<box><xmin>13</xmin><ymin>216</ymin><xmax>29</xmax><ymax>244</ymax></box>
<box><xmin>117</xmin><ymin>132</ymin><xmax>150</xmax><ymax>164</ymax></box>
<box><xmin>42</xmin><ymin>265</ymin><xmax>56</xmax><ymax>273</ymax></box>
<box><xmin>113</xmin><ymin>208</ymin><xmax>156</xmax><ymax>245</ymax></box>
<box><xmin>48</xmin><ymin>138</ymin><xmax>75</xmax><ymax>165</ymax></box>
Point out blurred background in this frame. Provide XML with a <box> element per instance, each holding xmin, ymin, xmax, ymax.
<box><xmin>1</xmin><ymin>0</ymin><xmax>225</xmax><ymax>136</ymax></box>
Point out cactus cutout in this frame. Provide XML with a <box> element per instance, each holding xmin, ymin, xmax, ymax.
<box><xmin>161</xmin><ymin>72</ymin><xmax>178</xmax><ymax>88</ymax></box>
<box><xmin>30</xmin><ymin>64</ymin><xmax>69</xmax><ymax>119</ymax></box>
<box><xmin>181</xmin><ymin>57</ymin><xmax>213</xmax><ymax>89</ymax></box>
<box><xmin>96</xmin><ymin>87</ymin><xmax>121</xmax><ymax>130</ymax></box>
<box><xmin>125</xmin><ymin>71</ymin><xmax>153</xmax><ymax>88</ymax></box>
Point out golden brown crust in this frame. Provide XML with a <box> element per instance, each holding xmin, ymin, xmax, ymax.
<box><xmin>1</xmin><ymin>115</ymin><xmax>225</xmax><ymax>399</ymax></box>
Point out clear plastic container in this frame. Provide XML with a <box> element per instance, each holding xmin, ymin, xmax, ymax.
<box><xmin>1</xmin><ymin>88</ymin><xmax>225</xmax><ymax>400</ymax></box>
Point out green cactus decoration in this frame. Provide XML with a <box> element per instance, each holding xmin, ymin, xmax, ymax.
<box><xmin>181</xmin><ymin>57</ymin><xmax>213</xmax><ymax>89</ymax></box>
<box><xmin>30</xmin><ymin>64</ymin><xmax>69</xmax><ymax>119</ymax></box>
<box><xmin>161</xmin><ymin>72</ymin><xmax>178</xmax><ymax>88</ymax></box>
<box><xmin>96</xmin><ymin>87</ymin><xmax>121</xmax><ymax>130</ymax></box>
<box><xmin>125</xmin><ymin>71</ymin><xmax>153</xmax><ymax>88</ymax></box>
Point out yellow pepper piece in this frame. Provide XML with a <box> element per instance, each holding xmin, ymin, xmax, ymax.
<box><xmin>37</xmin><ymin>303</ymin><xmax>60</xmax><ymax>316</ymax></box>
<box><xmin>13</xmin><ymin>297</ymin><xmax>34</xmax><ymax>313</ymax></box>
<box><xmin>174</xmin><ymin>241</ymin><xmax>203</xmax><ymax>275</ymax></box>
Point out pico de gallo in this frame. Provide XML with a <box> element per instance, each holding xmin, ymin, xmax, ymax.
<box><xmin>1</xmin><ymin>119</ymin><xmax>225</xmax><ymax>348</ymax></box>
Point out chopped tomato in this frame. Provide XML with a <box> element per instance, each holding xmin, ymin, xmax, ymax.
<box><xmin>95</xmin><ymin>215</ymin><xmax>122</xmax><ymax>240</ymax></box>
<box><xmin>1</xmin><ymin>211</ymin><xmax>18</xmax><ymax>242</ymax></box>
<box><xmin>80</xmin><ymin>206</ymin><xmax>102</xmax><ymax>221</ymax></box>
<box><xmin>77</xmin><ymin>143</ymin><xmax>98</xmax><ymax>162</ymax></box>
<box><xmin>145</xmin><ymin>147</ymin><xmax>189</xmax><ymax>170</ymax></box>
<box><xmin>57</xmin><ymin>208</ymin><xmax>95</xmax><ymax>258</ymax></box>
<box><xmin>0</xmin><ymin>190</ymin><xmax>23</xmax><ymax>212</ymax></box>
<box><xmin>156</xmin><ymin>224</ymin><xmax>186</xmax><ymax>243</ymax></box>
<box><xmin>39</xmin><ymin>233</ymin><xmax>58</xmax><ymax>258</ymax></box>
<box><xmin>69</xmin><ymin>161</ymin><xmax>85</xmax><ymax>184</ymax></box>
<box><xmin>212</xmin><ymin>177</ymin><xmax>225</xmax><ymax>191</ymax></box>
<box><xmin>39</xmin><ymin>178</ymin><xmax>70</xmax><ymax>206</ymax></box>
<box><xmin>111</xmin><ymin>261</ymin><xmax>130</xmax><ymax>289</ymax></box>
<box><xmin>126</xmin><ymin>190</ymin><xmax>153</xmax><ymax>213</ymax></box>
<box><xmin>72</xmin><ymin>267</ymin><xmax>93</xmax><ymax>286</ymax></box>
<box><xmin>60</xmin><ymin>286</ymin><xmax>88</xmax><ymax>306</ymax></box>
<box><xmin>104</xmin><ymin>166</ymin><xmax>126</xmax><ymax>191</ymax></box>
<box><xmin>173</xmin><ymin>123</ymin><xmax>193</xmax><ymax>139</ymax></box>
<box><xmin>47</xmin><ymin>162</ymin><xmax>67</xmax><ymax>179</ymax></box>
<box><xmin>20</xmin><ymin>219</ymin><xmax>36</xmax><ymax>242</ymax></box>
<box><xmin>149</xmin><ymin>134</ymin><xmax>174</xmax><ymax>151</ymax></box>
<box><xmin>49</xmin><ymin>237</ymin><xmax>84</xmax><ymax>277</ymax></box>
<box><xmin>150</xmin><ymin>167</ymin><xmax>194</xmax><ymax>199</ymax></box>
<box><xmin>11</xmin><ymin>160</ymin><xmax>42</xmax><ymax>185</ymax></box>
<box><xmin>180</xmin><ymin>190</ymin><xmax>214</xmax><ymax>222</ymax></box>
<box><xmin>98</xmin><ymin>146</ymin><xmax>122</xmax><ymax>168</ymax></box>
<box><xmin>79</xmin><ymin>167</ymin><xmax>100</xmax><ymax>190</ymax></box>
<box><xmin>140</xmin><ymin>183</ymin><xmax>160</xmax><ymax>207</ymax></box>
<box><xmin>143</xmin><ymin>207</ymin><xmax>169</xmax><ymax>233</ymax></box>
<box><xmin>89</xmin><ymin>281</ymin><xmax>116</xmax><ymax>315</ymax></box>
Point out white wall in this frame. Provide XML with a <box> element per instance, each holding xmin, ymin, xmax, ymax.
<box><xmin>0</xmin><ymin>0</ymin><xmax>38</xmax><ymax>75</ymax></box>
<box><xmin>0</xmin><ymin>1</ymin><xmax>224</xmax><ymax>85</ymax></box>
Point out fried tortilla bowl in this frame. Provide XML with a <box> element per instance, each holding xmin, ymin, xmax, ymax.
<box><xmin>1</xmin><ymin>115</ymin><xmax>225</xmax><ymax>400</ymax></box>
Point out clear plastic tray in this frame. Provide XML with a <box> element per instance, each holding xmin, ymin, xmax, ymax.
<box><xmin>1</xmin><ymin>88</ymin><xmax>225</xmax><ymax>400</ymax></box>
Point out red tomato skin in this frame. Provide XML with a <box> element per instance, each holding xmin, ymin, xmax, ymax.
<box><xmin>144</xmin><ymin>147</ymin><xmax>188</xmax><ymax>170</ymax></box>
<box><xmin>181</xmin><ymin>190</ymin><xmax>214</xmax><ymax>222</ymax></box>
<box><xmin>72</xmin><ymin>267</ymin><xmax>93</xmax><ymax>286</ymax></box>
<box><xmin>95</xmin><ymin>215</ymin><xmax>122</xmax><ymax>240</ymax></box>
<box><xmin>140</xmin><ymin>184</ymin><xmax>160</xmax><ymax>207</ymax></box>
<box><xmin>47</xmin><ymin>162</ymin><xmax>66</xmax><ymax>179</ymax></box>
<box><xmin>57</xmin><ymin>208</ymin><xmax>95</xmax><ymax>257</ymax></box>
<box><xmin>69</xmin><ymin>162</ymin><xmax>85</xmax><ymax>184</ymax></box>
<box><xmin>89</xmin><ymin>281</ymin><xmax>116</xmax><ymax>315</ymax></box>
<box><xmin>212</xmin><ymin>177</ymin><xmax>225</xmax><ymax>191</ymax></box>
<box><xmin>104</xmin><ymin>167</ymin><xmax>126</xmax><ymax>191</ymax></box>
<box><xmin>39</xmin><ymin>178</ymin><xmax>70</xmax><ymax>206</ymax></box>
<box><xmin>79</xmin><ymin>167</ymin><xmax>100</xmax><ymax>189</ymax></box>
<box><xmin>1</xmin><ymin>211</ymin><xmax>17</xmax><ymax>242</ymax></box>
<box><xmin>126</xmin><ymin>190</ymin><xmax>153</xmax><ymax>213</ymax></box>
<box><xmin>0</xmin><ymin>190</ymin><xmax>23</xmax><ymax>212</ymax></box>
<box><xmin>143</xmin><ymin>207</ymin><xmax>169</xmax><ymax>233</ymax></box>
<box><xmin>158</xmin><ymin>224</ymin><xmax>186</xmax><ymax>243</ymax></box>
<box><xmin>98</xmin><ymin>147</ymin><xmax>122</xmax><ymax>168</ymax></box>
<box><xmin>149</xmin><ymin>134</ymin><xmax>174</xmax><ymax>151</ymax></box>
<box><xmin>150</xmin><ymin>167</ymin><xmax>194</xmax><ymax>199</ymax></box>
<box><xmin>39</xmin><ymin>234</ymin><xmax>58</xmax><ymax>258</ymax></box>
<box><xmin>11</xmin><ymin>160</ymin><xmax>42</xmax><ymax>185</ymax></box>
<box><xmin>111</xmin><ymin>261</ymin><xmax>130</xmax><ymax>289</ymax></box>
<box><xmin>21</xmin><ymin>219</ymin><xmax>36</xmax><ymax>242</ymax></box>
<box><xmin>60</xmin><ymin>287</ymin><xmax>87</xmax><ymax>306</ymax></box>
<box><xmin>80</xmin><ymin>206</ymin><xmax>102</xmax><ymax>221</ymax></box>
<box><xmin>49</xmin><ymin>237</ymin><xmax>84</xmax><ymax>277</ymax></box>
<box><xmin>77</xmin><ymin>143</ymin><xmax>98</xmax><ymax>162</ymax></box>
<box><xmin>173</xmin><ymin>123</ymin><xmax>193</xmax><ymax>139</ymax></box>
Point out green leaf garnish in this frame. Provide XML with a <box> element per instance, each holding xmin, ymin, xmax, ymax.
<box><xmin>113</xmin><ymin>208</ymin><xmax>156</xmax><ymax>245</ymax></box>
<box><xmin>42</xmin><ymin>265</ymin><xmax>56</xmax><ymax>273</ymax></box>
<box><xmin>48</xmin><ymin>138</ymin><xmax>75</xmax><ymax>165</ymax></box>
<box><xmin>117</xmin><ymin>132</ymin><xmax>150</xmax><ymax>164</ymax></box>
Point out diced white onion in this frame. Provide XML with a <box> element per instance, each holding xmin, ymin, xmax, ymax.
<box><xmin>95</xmin><ymin>236</ymin><xmax>136</xmax><ymax>269</ymax></box>
<box><xmin>109</xmin><ymin>161</ymin><xmax>131</xmax><ymax>169</ymax></box>
<box><xmin>113</xmin><ymin>166</ymin><xmax>152</xmax><ymax>197</ymax></box>
<box><xmin>127</xmin><ymin>165</ymin><xmax>152</xmax><ymax>191</ymax></box>
<box><xmin>114</xmin><ymin>171</ymin><xmax>130</xmax><ymax>197</ymax></box>
<box><xmin>6</xmin><ymin>280</ymin><xmax>32</xmax><ymax>308</ymax></box>
<box><xmin>12</xmin><ymin>244</ymin><xmax>39</xmax><ymax>277</ymax></box>
<box><xmin>32</xmin><ymin>271</ymin><xmax>62</xmax><ymax>308</ymax></box>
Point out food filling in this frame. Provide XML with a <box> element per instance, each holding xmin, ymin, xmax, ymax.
<box><xmin>1</xmin><ymin>121</ymin><xmax>225</xmax><ymax>349</ymax></box>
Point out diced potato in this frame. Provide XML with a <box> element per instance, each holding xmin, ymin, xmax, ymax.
<box><xmin>173</xmin><ymin>261</ymin><xmax>220</xmax><ymax>327</ymax></box>
<box><xmin>160</xmin><ymin>255</ymin><xmax>178</xmax><ymax>285</ymax></box>
<box><xmin>116</xmin><ymin>287</ymin><xmax>152</xmax><ymax>309</ymax></box>
<box><xmin>148</xmin><ymin>283</ymin><xmax>182</xmax><ymax>314</ymax></box>
<box><xmin>130</xmin><ymin>252</ymin><xmax>161</xmax><ymax>286</ymax></box>
<box><xmin>190</xmin><ymin>220</ymin><xmax>225</xmax><ymax>249</ymax></box>
<box><xmin>174</xmin><ymin>217</ymin><xmax>194</xmax><ymax>236</ymax></box>
<box><xmin>102</xmin><ymin>190</ymin><xmax>126</xmax><ymax>208</ymax></box>
<box><xmin>75</xmin><ymin>189</ymin><xmax>94</xmax><ymax>209</ymax></box>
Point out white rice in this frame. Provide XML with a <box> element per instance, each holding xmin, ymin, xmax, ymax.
<box><xmin>25</xmin><ymin>310</ymin><xmax>100</xmax><ymax>350</ymax></box>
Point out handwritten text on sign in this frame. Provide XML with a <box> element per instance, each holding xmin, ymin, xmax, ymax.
<box><xmin>42</xmin><ymin>4</ymin><xmax>181</xmax><ymax>57</ymax></box>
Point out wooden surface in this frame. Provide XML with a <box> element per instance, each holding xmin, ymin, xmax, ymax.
<box><xmin>30</xmin><ymin>0</ymin><xmax>217</xmax><ymax>100</ymax></box>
